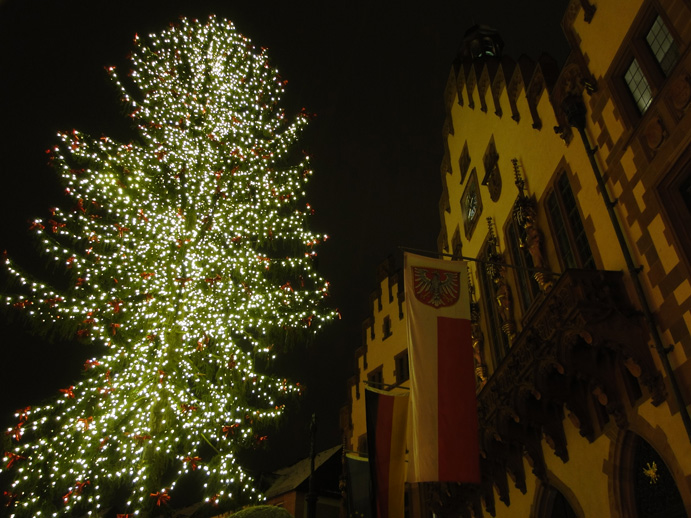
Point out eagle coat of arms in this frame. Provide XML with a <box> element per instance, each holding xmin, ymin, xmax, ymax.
<box><xmin>412</xmin><ymin>266</ymin><xmax>461</xmax><ymax>308</ymax></box>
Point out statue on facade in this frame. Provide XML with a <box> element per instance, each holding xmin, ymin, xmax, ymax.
<box><xmin>512</xmin><ymin>158</ymin><xmax>553</xmax><ymax>291</ymax></box>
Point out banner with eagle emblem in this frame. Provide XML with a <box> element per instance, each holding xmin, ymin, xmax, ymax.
<box><xmin>404</xmin><ymin>252</ymin><xmax>480</xmax><ymax>483</ymax></box>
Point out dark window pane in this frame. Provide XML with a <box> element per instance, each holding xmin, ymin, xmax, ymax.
<box><xmin>681</xmin><ymin>169</ymin><xmax>691</xmax><ymax>212</ymax></box>
<box><xmin>558</xmin><ymin>174</ymin><xmax>595</xmax><ymax>268</ymax></box>
<box><xmin>549</xmin><ymin>491</ymin><xmax>577</xmax><ymax>518</ymax></box>
<box><xmin>395</xmin><ymin>351</ymin><xmax>409</xmax><ymax>384</ymax></box>
<box><xmin>368</xmin><ymin>368</ymin><xmax>383</xmax><ymax>387</ymax></box>
<box><xmin>548</xmin><ymin>173</ymin><xmax>595</xmax><ymax>270</ymax></box>
<box><xmin>382</xmin><ymin>316</ymin><xmax>392</xmax><ymax>339</ymax></box>
<box><xmin>632</xmin><ymin>438</ymin><xmax>687</xmax><ymax>518</ymax></box>
<box><xmin>547</xmin><ymin>192</ymin><xmax>577</xmax><ymax>269</ymax></box>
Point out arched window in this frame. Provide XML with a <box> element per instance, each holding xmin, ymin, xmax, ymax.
<box><xmin>619</xmin><ymin>433</ymin><xmax>687</xmax><ymax>518</ymax></box>
<box><xmin>534</xmin><ymin>483</ymin><xmax>578</xmax><ymax>518</ymax></box>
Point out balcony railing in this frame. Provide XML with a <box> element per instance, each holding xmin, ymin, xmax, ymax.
<box><xmin>475</xmin><ymin>268</ymin><xmax>665</xmax><ymax>513</ymax></box>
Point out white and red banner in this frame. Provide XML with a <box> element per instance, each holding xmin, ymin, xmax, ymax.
<box><xmin>404</xmin><ymin>252</ymin><xmax>480</xmax><ymax>483</ymax></box>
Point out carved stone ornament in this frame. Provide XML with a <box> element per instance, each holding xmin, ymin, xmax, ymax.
<box><xmin>643</xmin><ymin>116</ymin><xmax>666</xmax><ymax>150</ymax></box>
<box><xmin>565</xmin><ymin>0</ymin><xmax>596</xmax><ymax>25</ymax></box>
<box><xmin>483</xmin><ymin>137</ymin><xmax>502</xmax><ymax>202</ymax></box>
<box><xmin>487</xmin><ymin>165</ymin><xmax>502</xmax><ymax>202</ymax></box>
<box><xmin>551</xmin><ymin>57</ymin><xmax>597</xmax><ymax>144</ymax></box>
<box><xmin>669</xmin><ymin>75</ymin><xmax>691</xmax><ymax>111</ymax></box>
<box><xmin>469</xmin><ymin>269</ymin><xmax>488</xmax><ymax>390</ymax></box>
<box><xmin>455</xmin><ymin>270</ymin><xmax>667</xmax><ymax>518</ymax></box>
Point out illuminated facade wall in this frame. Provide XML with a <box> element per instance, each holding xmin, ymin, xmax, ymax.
<box><xmin>341</xmin><ymin>0</ymin><xmax>691</xmax><ymax>516</ymax></box>
<box><xmin>437</xmin><ymin>0</ymin><xmax>691</xmax><ymax>516</ymax></box>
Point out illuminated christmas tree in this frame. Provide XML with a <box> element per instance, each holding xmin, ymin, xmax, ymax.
<box><xmin>1</xmin><ymin>16</ymin><xmax>336</xmax><ymax>517</ymax></box>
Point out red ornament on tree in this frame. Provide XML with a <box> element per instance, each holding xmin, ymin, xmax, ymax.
<box><xmin>60</xmin><ymin>386</ymin><xmax>75</xmax><ymax>398</ymax></box>
<box><xmin>184</xmin><ymin>456</ymin><xmax>202</xmax><ymax>470</ymax></box>
<box><xmin>4</xmin><ymin>452</ymin><xmax>26</xmax><ymax>469</ymax></box>
<box><xmin>150</xmin><ymin>491</ymin><xmax>170</xmax><ymax>506</ymax></box>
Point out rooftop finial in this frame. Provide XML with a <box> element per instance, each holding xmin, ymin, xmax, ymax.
<box><xmin>460</xmin><ymin>24</ymin><xmax>504</xmax><ymax>61</ymax></box>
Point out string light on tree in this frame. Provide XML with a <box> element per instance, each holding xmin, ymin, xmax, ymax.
<box><xmin>1</xmin><ymin>15</ymin><xmax>336</xmax><ymax>517</ymax></box>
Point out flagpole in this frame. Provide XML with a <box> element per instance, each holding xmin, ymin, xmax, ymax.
<box><xmin>364</xmin><ymin>381</ymin><xmax>410</xmax><ymax>391</ymax></box>
<box><xmin>307</xmin><ymin>413</ymin><xmax>317</xmax><ymax>518</ymax></box>
<box><xmin>398</xmin><ymin>245</ymin><xmax>559</xmax><ymax>277</ymax></box>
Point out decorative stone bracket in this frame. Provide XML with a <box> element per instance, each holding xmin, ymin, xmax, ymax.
<box><xmin>459</xmin><ymin>269</ymin><xmax>664</xmax><ymax>516</ymax></box>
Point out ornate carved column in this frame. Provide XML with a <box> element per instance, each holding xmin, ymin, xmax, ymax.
<box><xmin>469</xmin><ymin>267</ymin><xmax>488</xmax><ymax>389</ymax></box>
<box><xmin>486</xmin><ymin>218</ymin><xmax>517</xmax><ymax>342</ymax></box>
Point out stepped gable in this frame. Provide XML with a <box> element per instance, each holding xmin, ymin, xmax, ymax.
<box><xmin>448</xmin><ymin>51</ymin><xmax>559</xmax><ymax>130</ymax></box>
<box><xmin>345</xmin><ymin>256</ymin><xmax>402</xmax><ymax>404</ymax></box>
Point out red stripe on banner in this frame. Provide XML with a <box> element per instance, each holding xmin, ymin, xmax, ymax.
<box><xmin>375</xmin><ymin>394</ymin><xmax>394</xmax><ymax>518</ymax></box>
<box><xmin>437</xmin><ymin>316</ymin><xmax>480</xmax><ymax>483</ymax></box>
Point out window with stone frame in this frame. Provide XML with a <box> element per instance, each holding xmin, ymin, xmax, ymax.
<box><xmin>382</xmin><ymin>315</ymin><xmax>392</xmax><ymax>340</ymax></box>
<box><xmin>394</xmin><ymin>350</ymin><xmax>409</xmax><ymax>384</ymax></box>
<box><xmin>367</xmin><ymin>366</ymin><xmax>384</xmax><ymax>388</ymax></box>
<box><xmin>618</xmin><ymin>432</ymin><xmax>686</xmax><ymax>518</ymax></box>
<box><xmin>624</xmin><ymin>59</ymin><xmax>654</xmax><ymax>114</ymax></box>
<box><xmin>461</xmin><ymin>169</ymin><xmax>482</xmax><ymax>239</ymax></box>
<box><xmin>657</xmin><ymin>148</ymin><xmax>691</xmax><ymax>270</ymax></box>
<box><xmin>534</xmin><ymin>486</ymin><xmax>577</xmax><ymax>518</ymax></box>
<box><xmin>613</xmin><ymin>7</ymin><xmax>681</xmax><ymax>118</ymax></box>
<box><xmin>646</xmin><ymin>15</ymin><xmax>680</xmax><ymax>76</ymax></box>
<box><xmin>546</xmin><ymin>172</ymin><xmax>595</xmax><ymax>270</ymax></box>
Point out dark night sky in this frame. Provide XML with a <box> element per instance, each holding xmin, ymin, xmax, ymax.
<box><xmin>0</xmin><ymin>0</ymin><xmax>570</xmax><ymax>474</ymax></box>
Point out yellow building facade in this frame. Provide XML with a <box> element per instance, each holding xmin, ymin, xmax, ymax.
<box><xmin>342</xmin><ymin>256</ymin><xmax>409</xmax><ymax>457</ymax></box>
<box><xmin>437</xmin><ymin>0</ymin><xmax>691</xmax><ymax>515</ymax></box>
<box><xmin>343</xmin><ymin>0</ymin><xmax>691</xmax><ymax>516</ymax></box>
